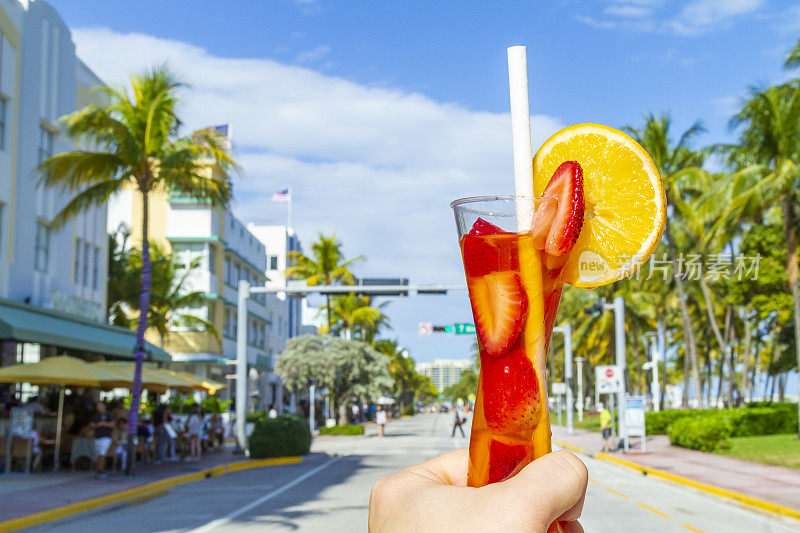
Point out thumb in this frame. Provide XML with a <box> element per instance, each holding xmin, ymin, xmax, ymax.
<box><xmin>501</xmin><ymin>450</ymin><xmax>588</xmax><ymax>527</ymax></box>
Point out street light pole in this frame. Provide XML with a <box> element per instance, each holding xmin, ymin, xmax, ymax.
<box><xmin>575</xmin><ymin>357</ymin><xmax>585</xmax><ymax>422</ymax></box>
<box><xmin>309</xmin><ymin>383</ymin><xmax>316</xmax><ymax>434</ymax></box>
<box><xmin>604</xmin><ymin>296</ymin><xmax>627</xmax><ymax>449</ymax></box>
<box><xmin>236</xmin><ymin>280</ymin><xmax>250</xmax><ymax>453</ymax></box>
<box><xmin>554</xmin><ymin>324</ymin><xmax>573</xmax><ymax>434</ymax></box>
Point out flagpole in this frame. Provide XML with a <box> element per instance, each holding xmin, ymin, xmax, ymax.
<box><xmin>287</xmin><ymin>186</ymin><xmax>293</xmax><ymax>233</ymax></box>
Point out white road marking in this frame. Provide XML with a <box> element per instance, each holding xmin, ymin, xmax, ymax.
<box><xmin>187</xmin><ymin>456</ymin><xmax>340</xmax><ymax>533</ymax></box>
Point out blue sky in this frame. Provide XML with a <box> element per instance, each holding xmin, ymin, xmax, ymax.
<box><xmin>49</xmin><ymin>0</ymin><xmax>800</xmax><ymax>363</ymax></box>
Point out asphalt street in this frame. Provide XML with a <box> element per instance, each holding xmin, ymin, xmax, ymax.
<box><xmin>34</xmin><ymin>413</ymin><xmax>799</xmax><ymax>532</ymax></box>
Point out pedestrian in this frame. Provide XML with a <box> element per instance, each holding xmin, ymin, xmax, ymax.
<box><xmin>375</xmin><ymin>405</ymin><xmax>387</xmax><ymax>438</ymax></box>
<box><xmin>351</xmin><ymin>404</ymin><xmax>360</xmax><ymax>423</ymax></box>
<box><xmin>599</xmin><ymin>402</ymin><xmax>612</xmax><ymax>452</ymax></box>
<box><xmin>209</xmin><ymin>413</ymin><xmax>224</xmax><ymax>448</ymax></box>
<box><xmin>451</xmin><ymin>403</ymin><xmax>466</xmax><ymax>438</ymax></box>
<box><xmin>153</xmin><ymin>403</ymin><xmax>168</xmax><ymax>464</ymax></box>
<box><xmin>21</xmin><ymin>395</ymin><xmax>48</xmax><ymax>416</ymax></box>
<box><xmin>90</xmin><ymin>401</ymin><xmax>114</xmax><ymax>479</ymax></box>
<box><xmin>368</xmin><ymin>448</ymin><xmax>588</xmax><ymax>531</ymax></box>
<box><xmin>186</xmin><ymin>404</ymin><xmax>203</xmax><ymax>462</ymax></box>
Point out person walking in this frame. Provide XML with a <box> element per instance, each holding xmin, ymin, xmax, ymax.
<box><xmin>451</xmin><ymin>403</ymin><xmax>466</xmax><ymax>438</ymax></box>
<box><xmin>153</xmin><ymin>404</ymin><xmax>168</xmax><ymax>464</ymax></box>
<box><xmin>599</xmin><ymin>403</ymin><xmax>613</xmax><ymax>452</ymax></box>
<box><xmin>375</xmin><ymin>405</ymin><xmax>388</xmax><ymax>438</ymax></box>
<box><xmin>186</xmin><ymin>404</ymin><xmax>204</xmax><ymax>462</ymax></box>
<box><xmin>90</xmin><ymin>401</ymin><xmax>114</xmax><ymax>479</ymax></box>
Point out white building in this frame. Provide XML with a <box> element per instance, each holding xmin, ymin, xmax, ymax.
<box><xmin>248</xmin><ymin>225</ymin><xmax>305</xmax><ymax>413</ymax></box>
<box><xmin>417</xmin><ymin>359</ymin><xmax>472</xmax><ymax>392</ymax></box>
<box><xmin>0</xmin><ymin>0</ymin><xmax>170</xmax><ymax>372</ymax></box>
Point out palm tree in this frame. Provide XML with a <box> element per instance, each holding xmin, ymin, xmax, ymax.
<box><xmin>374</xmin><ymin>339</ymin><xmax>417</xmax><ymax>410</ymax></box>
<box><xmin>624</xmin><ymin>113</ymin><xmax>707</xmax><ymax>406</ymax></box>
<box><xmin>328</xmin><ymin>294</ymin><xmax>389</xmax><ymax>339</ymax></box>
<box><xmin>37</xmin><ymin>66</ymin><xmax>236</xmax><ymax>473</ymax></box>
<box><xmin>286</xmin><ymin>234</ymin><xmax>362</xmax><ymax>328</ymax></box>
<box><xmin>709</xmin><ymin>82</ymin><xmax>800</xmax><ymax>433</ymax></box>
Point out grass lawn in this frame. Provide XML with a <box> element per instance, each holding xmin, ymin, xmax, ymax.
<box><xmin>714</xmin><ymin>434</ymin><xmax>800</xmax><ymax>470</ymax></box>
<box><xmin>554</xmin><ymin>414</ymin><xmax>602</xmax><ymax>432</ymax></box>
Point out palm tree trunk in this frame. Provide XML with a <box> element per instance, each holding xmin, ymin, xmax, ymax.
<box><xmin>779</xmin><ymin>195</ymin><xmax>800</xmax><ymax>438</ymax></box>
<box><xmin>126</xmin><ymin>190</ymin><xmax>151</xmax><ymax>475</ymax></box>
<box><xmin>742</xmin><ymin>315</ymin><xmax>752</xmax><ymax>401</ymax></box>
<box><xmin>326</xmin><ymin>294</ymin><xmax>332</xmax><ymax>332</ymax></box>
<box><xmin>666</xmin><ymin>223</ymin><xmax>702</xmax><ymax>407</ymax></box>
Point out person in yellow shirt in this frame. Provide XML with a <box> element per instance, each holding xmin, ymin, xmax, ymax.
<box><xmin>599</xmin><ymin>403</ymin><xmax>613</xmax><ymax>452</ymax></box>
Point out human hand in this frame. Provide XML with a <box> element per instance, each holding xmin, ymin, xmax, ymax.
<box><xmin>369</xmin><ymin>448</ymin><xmax>587</xmax><ymax>533</ymax></box>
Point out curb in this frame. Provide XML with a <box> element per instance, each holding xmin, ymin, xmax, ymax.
<box><xmin>0</xmin><ymin>456</ymin><xmax>302</xmax><ymax>532</ymax></box>
<box><xmin>553</xmin><ymin>440</ymin><xmax>800</xmax><ymax>522</ymax></box>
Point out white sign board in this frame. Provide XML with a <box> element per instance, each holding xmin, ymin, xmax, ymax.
<box><xmin>418</xmin><ymin>322</ymin><xmax>433</xmax><ymax>335</ymax></box>
<box><xmin>595</xmin><ymin>365</ymin><xmax>623</xmax><ymax>394</ymax></box>
<box><xmin>551</xmin><ymin>382</ymin><xmax>567</xmax><ymax>395</ymax></box>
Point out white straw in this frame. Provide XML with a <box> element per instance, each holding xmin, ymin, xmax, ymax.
<box><xmin>507</xmin><ymin>46</ymin><xmax>534</xmax><ymax>231</ymax></box>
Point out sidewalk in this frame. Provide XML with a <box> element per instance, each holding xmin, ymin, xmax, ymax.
<box><xmin>552</xmin><ymin>426</ymin><xmax>800</xmax><ymax>513</ymax></box>
<box><xmin>0</xmin><ymin>445</ymin><xmax>245</xmax><ymax>523</ymax></box>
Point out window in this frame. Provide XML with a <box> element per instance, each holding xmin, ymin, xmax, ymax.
<box><xmin>223</xmin><ymin>308</ymin><xmax>231</xmax><ymax>337</ymax></box>
<box><xmin>0</xmin><ymin>96</ymin><xmax>8</xmax><ymax>150</ymax></box>
<box><xmin>73</xmin><ymin>238</ymin><xmax>81</xmax><ymax>283</ymax></box>
<box><xmin>270</xmin><ymin>256</ymin><xmax>278</xmax><ymax>270</ymax></box>
<box><xmin>93</xmin><ymin>247</ymin><xmax>100</xmax><ymax>290</ymax></box>
<box><xmin>83</xmin><ymin>241</ymin><xmax>90</xmax><ymax>286</ymax></box>
<box><xmin>34</xmin><ymin>223</ymin><xmax>49</xmax><ymax>272</ymax></box>
<box><xmin>233</xmin><ymin>263</ymin><xmax>240</xmax><ymax>282</ymax></box>
<box><xmin>224</xmin><ymin>257</ymin><xmax>231</xmax><ymax>285</ymax></box>
<box><xmin>38</xmin><ymin>126</ymin><xmax>54</xmax><ymax>164</ymax></box>
<box><xmin>0</xmin><ymin>204</ymin><xmax>4</xmax><ymax>258</ymax></box>
<box><xmin>207</xmin><ymin>246</ymin><xmax>215</xmax><ymax>273</ymax></box>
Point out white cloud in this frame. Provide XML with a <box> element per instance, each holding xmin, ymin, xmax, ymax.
<box><xmin>669</xmin><ymin>0</ymin><xmax>763</xmax><ymax>36</ymax></box>
<box><xmin>294</xmin><ymin>44</ymin><xmax>330</xmax><ymax>63</ymax></box>
<box><xmin>71</xmin><ymin>28</ymin><xmax>563</xmax><ymax>359</ymax></box>
<box><xmin>576</xmin><ymin>0</ymin><xmax>763</xmax><ymax>36</ymax></box>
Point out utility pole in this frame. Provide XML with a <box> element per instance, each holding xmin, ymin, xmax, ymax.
<box><xmin>554</xmin><ymin>324</ymin><xmax>573</xmax><ymax>433</ymax></box>
<box><xmin>309</xmin><ymin>382</ymin><xmax>316</xmax><ymax>434</ymax></box>
<box><xmin>603</xmin><ymin>296</ymin><xmax>627</xmax><ymax>448</ymax></box>
<box><xmin>236</xmin><ymin>280</ymin><xmax>250</xmax><ymax>453</ymax></box>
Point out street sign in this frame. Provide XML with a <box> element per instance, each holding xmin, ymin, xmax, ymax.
<box><xmin>595</xmin><ymin>365</ymin><xmax>623</xmax><ymax>394</ymax></box>
<box><xmin>551</xmin><ymin>382</ymin><xmax>567</xmax><ymax>395</ymax></box>
<box><xmin>419</xmin><ymin>322</ymin><xmax>433</xmax><ymax>335</ymax></box>
<box><xmin>454</xmin><ymin>323</ymin><xmax>475</xmax><ymax>335</ymax></box>
<box><xmin>625</xmin><ymin>395</ymin><xmax>647</xmax><ymax>453</ymax></box>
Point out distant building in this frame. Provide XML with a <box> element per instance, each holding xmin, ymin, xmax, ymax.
<box><xmin>108</xmin><ymin>126</ymin><xmax>273</xmax><ymax>405</ymax></box>
<box><xmin>0</xmin><ymin>0</ymin><xmax>169</xmax><ymax>376</ymax></box>
<box><xmin>248</xmin><ymin>225</ymin><xmax>305</xmax><ymax>413</ymax></box>
<box><xmin>417</xmin><ymin>359</ymin><xmax>472</xmax><ymax>392</ymax></box>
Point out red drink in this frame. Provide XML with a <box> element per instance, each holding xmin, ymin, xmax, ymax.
<box><xmin>452</xmin><ymin>197</ymin><xmax>565</xmax><ymax>487</ymax></box>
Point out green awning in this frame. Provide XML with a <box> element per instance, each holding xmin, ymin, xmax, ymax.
<box><xmin>0</xmin><ymin>298</ymin><xmax>171</xmax><ymax>362</ymax></box>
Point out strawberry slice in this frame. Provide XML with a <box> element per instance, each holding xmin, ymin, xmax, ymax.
<box><xmin>469</xmin><ymin>217</ymin><xmax>509</xmax><ymax>236</ymax></box>
<box><xmin>488</xmin><ymin>439</ymin><xmax>529</xmax><ymax>483</ymax></box>
<box><xmin>482</xmin><ymin>345</ymin><xmax>540</xmax><ymax>432</ymax></box>
<box><xmin>531</xmin><ymin>161</ymin><xmax>585</xmax><ymax>256</ymax></box>
<box><xmin>470</xmin><ymin>271</ymin><xmax>527</xmax><ymax>358</ymax></box>
<box><xmin>461</xmin><ymin>236</ymin><xmax>499</xmax><ymax>278</ymax></box>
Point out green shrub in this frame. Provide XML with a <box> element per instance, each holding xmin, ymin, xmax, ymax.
<box><xmin>668</xmin><ymin>416</ymin><xmax>731</xmax><ymax>452</ymax></box>
<box><xmin>248</xmin><ymin>415</ymin><xmax>311</xmax><ymax>458</ymax></box>
<box><xmin>246</xmin><ymin>411</ymin><xmax>267</xmax><ymax>423</ymax></box>
<box><xmin>201</xmin><ymin>396</ymin><xmax>231</xmax><ymax>413</ymax></box>
<box><xmin>402</xmin><ymin>405</ymin><xmax>415</xmax><ymax>416</ymax></box>
<box><xmin>319</xmin><ymin>424</ymin><xmax>365</xmax><ymax>436</ymax></box>
<box><xmin>647</xmin><ymin>405</ymin><xmax>798</xmax><ymax>437</ymax></box>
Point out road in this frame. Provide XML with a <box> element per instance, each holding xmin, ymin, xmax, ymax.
<box><xmin>35</xmin><ymin>413</ymin><xmax>798</xmax><ymax>532</ymax></box>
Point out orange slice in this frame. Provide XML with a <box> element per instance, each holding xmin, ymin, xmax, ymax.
<box><xmin>532</xmin><ymin>123</ymin><xmax>666</xmax><ymax>288</ymax></box>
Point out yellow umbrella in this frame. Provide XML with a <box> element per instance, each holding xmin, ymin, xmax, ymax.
<box><xmin>163</xmin><ymin>369</ymin><xmax>227</xmax><ymax>395</ymax></box>
<box><xmin>0</xmin><ymin>356</ymin><xmax>131</xmax><ymax>471</ymax></box>
<box><xmin>91</xmin><ymin>362</ymin><xmax>179</xmax><ymax>394</ymax></box>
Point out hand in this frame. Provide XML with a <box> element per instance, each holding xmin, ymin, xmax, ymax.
<box><xmin>369</xmin><ymin>448</ymin><xmax>587</xmax><ymax>533</ymax></box>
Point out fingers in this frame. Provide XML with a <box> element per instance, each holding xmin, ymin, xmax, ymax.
<box><xmin>503</xmin><ymin>450</ymin><xmax>588</xmax><ymax>526</ymax></box>
<box><xmin>404</xmin><ymin>448</ymin><xmax>470</xmax><ymax>486</ymax></box>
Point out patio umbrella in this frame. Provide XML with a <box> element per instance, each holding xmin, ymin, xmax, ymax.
<box><xmin>0</xmin><ymin>355</ymin><xmax>130</xmax><ymax>471</ymax></box>
<box><xmin>163</xmin><ymin>369</ymin><xmax>227</xmax><ymax>395</ymax></box>
<box><xmin>91</xmin><ymin>362</ymin><xmax>183</xmax><ymax>394</ymax></box>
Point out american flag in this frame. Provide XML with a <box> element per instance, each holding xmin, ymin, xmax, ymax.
<box><xmin>271</xmin><ymin>189</ymin><xmax>290</xmax><ymax>203</ymax></box>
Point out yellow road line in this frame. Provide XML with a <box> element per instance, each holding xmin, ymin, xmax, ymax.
<box><xmin>588</xmin><ymin>477</ymin><xmax>600</xmax><ymax>485</ymax></box>
<box><xmin>605</xmin><ymin>487</ymin><xmax>630</xmax><ymax>499</ymax></box>
<box><xmin>0</xmin><ymin>456</ymin><xmax>303</xmax><ymax>532</ymax></box>
<box><xmin>594</xmin><ymin>452</ymin><xmax>800</xmax><ymax>522</ymax></box>
<box><xmin>682</xmin><ymin>524</ymin><xmax>705</xmax><ymax>533</ymax></box>
<box><xmin>637</xmin><ymin>502</ymin><xmax>671</xmax><ymax>518</ymax></box>
<box><xmin>553</xmin><ymin>440</ymin><xmax>586</xmax><ymax>455</ymax></box>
